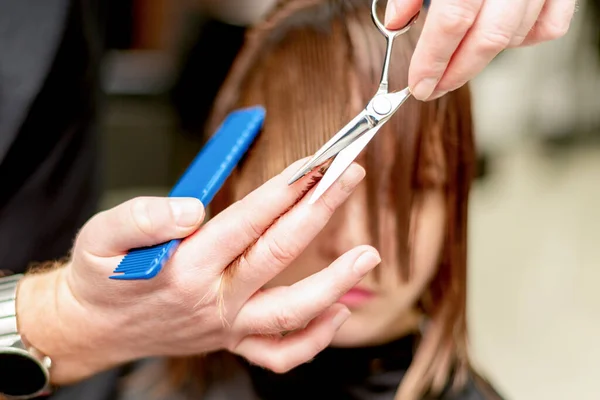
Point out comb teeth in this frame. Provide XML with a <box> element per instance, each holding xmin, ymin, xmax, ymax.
<box><xmin>110</xmin><ymin>240</ymin><xmax>179</xmax><ymax>280</ymax></box>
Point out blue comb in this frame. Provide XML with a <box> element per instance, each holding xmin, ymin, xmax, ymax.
<box><xmin>110</xmin><ymin>106</ymin><xmax>266</xmax><ymax>280</ymax></box>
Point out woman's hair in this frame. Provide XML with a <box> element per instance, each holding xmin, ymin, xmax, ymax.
<box><xmin>166</xmin><ymin>0</ymin><xmax>476</xmax><ymax>398</ymax></box>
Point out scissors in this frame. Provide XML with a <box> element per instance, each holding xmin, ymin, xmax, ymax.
<box><xmin>287</xmin><ymin>0</ymin><xmax>420</xmax><ymax>204</ymax></box>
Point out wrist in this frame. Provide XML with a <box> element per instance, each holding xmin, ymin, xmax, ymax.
<box><xmin>15</xmin><ymin>267</ymin><xmax>127</xmax><ymax>385</ymax></box>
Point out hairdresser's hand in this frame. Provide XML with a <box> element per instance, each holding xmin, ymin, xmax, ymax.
<box><xmin>16</xmin><ymin>159</ymin><xmax>380</xmax><ymax>385</ymax></box>
<box><xmin>385</xmin><ymin>0</ymin><xmax>577</xmax><ymax>100</ymax></box>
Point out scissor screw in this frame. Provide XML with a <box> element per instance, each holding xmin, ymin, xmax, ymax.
<box><xmin>372</xmin><ymin>96</ymin><xmax>392</xmax><ymax>115</ymax></box>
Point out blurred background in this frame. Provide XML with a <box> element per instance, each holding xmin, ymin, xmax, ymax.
<box><xmin>98</xmin><ymin>1</ymin><xmax>600</xmax><ymax>399</ymax></box>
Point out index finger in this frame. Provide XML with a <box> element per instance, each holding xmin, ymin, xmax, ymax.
<box><xmin>408</xmin><ymin>0</ymin><xmax>483</xmax><ymax>100</ymax></box>
<box><xmin>172</xmin><ymin>158</ymin><xmax>324</xmax><ymax>272</ymax></box>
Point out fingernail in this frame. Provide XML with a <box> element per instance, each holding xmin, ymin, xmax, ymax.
<box><xmin>385</xmin><ymin>1</ymin><xmax>397</xmax><ymax>26</ymax></box>
<box><xmin>428</xmin><ymin>90</ymin><xmax>448</xmax><ymax>101</ymax></box>
<box><xmin>353</xmin><ymin>251</ymin><xmax>381</xmax><ymax>276</ymax></box>
<box><xmin>332</xmin><ymin>307</ymin><xmax>351</xmax><ymax>329</ymax></box>
<box><xmin>170</xmin><ymin>198</ymin><xmax>204</xmax><ymax>227</ymax></box>
<box><xmin>412</xmin><ymin>78</ymin><xmax>438</xmax><ymax>101</ymax></box>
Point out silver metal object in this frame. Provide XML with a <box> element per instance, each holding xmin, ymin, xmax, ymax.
<box><xmin>0</xmin><ymin>274</ymin><xmax>53</xmax><ymax>399</ymax></box>
<box><xmin>288</xmin><ymin>0</ymin><xmax>420</xmax><ymax>204</ymax></box>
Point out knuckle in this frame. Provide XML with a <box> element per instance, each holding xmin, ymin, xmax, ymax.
<box><xmin>273</xmin><ymin>308</ymin><xmax>303</xmax><ymax>332</ymax></box>
<box><xmin>437</xmin><ymin>3</ymin><xmax>478</xmax><ymax>35</ymax></box>
<box><xmin>130</xmin><ymin>198</ymin><xmax>155</xmax><ymax>238</ymax></box>
<box><xmin>238</xmin><ymin>207</ymin><xmax>265</xmax><ymax>240</ymax></box>
<box><xmin>317</xmin><ymin>194</ymin><xmax>337</xmax><ymax>217</ymax></box>
<box><xmin>167</xmin><ymin>272</ymin><xmax>198</xmax><ymax>304</ymax></box>
<box><xmin>477</xmin><ymin>28</ymin><xmax>512</xmax><ymax>52</ymax></box>
<box><xmin>164</xmin><ymin>266</ymin><xmax>215</xmax><ymax>310</ymax></box>
<box><xmin>264</xmin><ymin>237</ymin><xmax>298</xmax><ymax>268</ymax></box>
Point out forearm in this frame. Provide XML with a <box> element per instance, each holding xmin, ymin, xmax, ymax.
<box><xmin>15</xmin><ymin>268</ymin><xmax>133</xmax><ymax>385</ymax></box>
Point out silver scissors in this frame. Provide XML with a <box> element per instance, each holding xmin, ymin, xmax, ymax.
<box><xmin>287</xmin><ymin>0</ymin><xmax>420</xmax><ymax>204</ymax></box>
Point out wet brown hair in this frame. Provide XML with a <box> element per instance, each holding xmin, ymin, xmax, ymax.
<box><xmin>166</xmin><ymin>0</ymin><xmax>476</xmax><ymax>398</ymax></box>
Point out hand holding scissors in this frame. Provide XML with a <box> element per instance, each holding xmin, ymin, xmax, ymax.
<box><xmin>288</xmin><ymin>0</ymin><xmax>420</xmax><ymax>203</ymax></box>
<box><xmin>385</xmin><ymin>0</ymin><xmax>577</xmax><ymax>101</ymax></box>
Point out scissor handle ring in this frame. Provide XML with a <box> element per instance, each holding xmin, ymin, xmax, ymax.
<box><xmin>371</xmin><ymin>0</ymin><xmax>420</xmax><ymax>38</ymax></box>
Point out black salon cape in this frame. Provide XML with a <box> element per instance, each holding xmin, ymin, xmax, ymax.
<box><xmin>113</xmin><ymin>336</ymin><xmax>504</xmax><ymax>400</ymax></box>
<box><xmin>244</xmin><ymin>335</ymin><xmax>504</xmax><ymax>400</ymax></box>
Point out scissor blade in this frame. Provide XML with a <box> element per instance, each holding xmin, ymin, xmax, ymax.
<box><xmin>308</xmin><ymin>124</ymin><xmax>383</xmax><ymax>205</ymax></box>
<box><xmin>287</xmin><ymin>111</ymin><xmax>373</xmax><ymax>185</ymax></box>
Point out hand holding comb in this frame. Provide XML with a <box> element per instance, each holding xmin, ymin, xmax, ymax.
<box><xmin>110</xmin><ymin>106</ymin><xmax>266</xmax><ymax>280</ymax></box>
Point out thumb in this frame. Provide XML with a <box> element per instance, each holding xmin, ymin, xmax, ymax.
<box><xmin>78</xmin><ymin>197</ymin><xmax>205</xmax><ymax>257</ymax></box>
<box><xmin>384</xmin><ymin>0</ymin><xmax>423</xmax><ymax>30</ymax></box>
